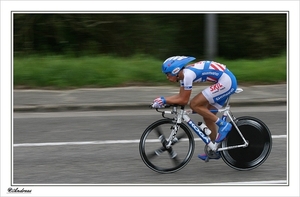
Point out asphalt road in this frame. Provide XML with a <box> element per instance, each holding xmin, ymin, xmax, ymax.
<box><xmin>13</xmin><ymin>106</ymin><xmax>287</xmax><ymax>185</ymax></box>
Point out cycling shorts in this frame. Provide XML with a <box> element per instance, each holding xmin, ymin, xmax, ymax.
<box><xmin>202</xmin><ymin>69</ymin><xmax>237</xmax><ymax>109</ymax></box>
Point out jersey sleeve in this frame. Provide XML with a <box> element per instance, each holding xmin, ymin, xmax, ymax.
<box><xmin>182</xmin><ymin>69</ymin><xmax>196</xmax><ymax>90</ymax></box>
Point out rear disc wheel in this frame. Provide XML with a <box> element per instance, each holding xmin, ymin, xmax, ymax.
<box><xmin>220</xmin><ymin>116</ymin><xmax>272</xmax><ymax>170</ymax></box>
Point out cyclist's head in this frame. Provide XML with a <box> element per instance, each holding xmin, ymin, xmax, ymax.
<box><xmin>162</xmin><ymin>56</ymin><xmax>196</xmax><ymax>76</ymax></box>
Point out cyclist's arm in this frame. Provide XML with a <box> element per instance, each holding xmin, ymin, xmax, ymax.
<box><xmin>165</xmin><ymin>86</ymin><xmax>191</xmax><ymax>106</ymax></box>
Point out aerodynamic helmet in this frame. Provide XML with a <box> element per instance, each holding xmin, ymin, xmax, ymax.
<box><xmin>162</xmin><ymin>56</ymin><xmax>196</xmax><ymax>76</ymax></box>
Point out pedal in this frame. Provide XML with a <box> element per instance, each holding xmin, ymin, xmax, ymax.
<box><xmin>204</xmin><ymin>145</ymin><xmax>220</xmax><ymax>159</ymax></box>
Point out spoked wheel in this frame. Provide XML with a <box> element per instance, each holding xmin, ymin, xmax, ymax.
<box><xmin>139</xmin><ymin>119</ymin><xmax>195</xmax><ymax>173</ymax></box>
<box><xmin>220</xmin><ymin>116</ymin><xmax>272</xmax><ymax>171</ymax></box>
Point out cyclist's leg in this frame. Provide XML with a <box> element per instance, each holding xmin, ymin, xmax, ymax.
<box><xmin>203</xmin><ymin>105</ymin><xmax>218</xmax><ymax>140</ymax></box>
<box><xmin>192</xmin><ymin>72</ymin><xmax>237</xmax><ymax>160</ymax></box>
<box><xmin>190</xmin><ymin>93</ymin><xmax>218</xmax><ymax>126</ymax></box>
<box><xmin>207</xmin><ymin>72</ymin><xmax>237</xmax><ymax>142</ymax></box>
<box><xmin>190</xmin><ymin>94</ymin><xmax>222</xmax><ymax>161</ymax></box>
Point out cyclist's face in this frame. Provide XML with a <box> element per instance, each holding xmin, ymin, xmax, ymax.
<box><xmin>166</xmin><ymin>73</ymin><xmax>177</xmax><ymax>82</ymax></box>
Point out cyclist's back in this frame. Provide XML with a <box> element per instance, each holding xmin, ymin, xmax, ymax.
<box><xmin>182</xmin><ymin>61</ymin><xmax>231</xmax><ymax>88</ymax></box>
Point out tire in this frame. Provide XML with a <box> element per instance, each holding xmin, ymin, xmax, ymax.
<box><xmin>220</xmin><ymin>116</ymin><xmax>272</xmax><ymax>171</ymax></box>
<box><xmin>139</xmin><ymin>119</ymin><xmax>195</xmax><ymax>173</ymax></box>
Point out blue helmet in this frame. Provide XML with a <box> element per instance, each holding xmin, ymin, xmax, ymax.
<box><xmin>162</xmin><ymin>56</ymin><xmax>196</xmax><ymax>76</ymax></box>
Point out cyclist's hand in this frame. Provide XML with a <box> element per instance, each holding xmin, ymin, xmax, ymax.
<box><xmin>151</xmin><ymin>97</ymin><xmax>166</xmax><ymax>108</ymax></box>
<box><xmin>151</xmin><ymin>102</ymin><xmax>164</xmax><ymax>109</ymax></box>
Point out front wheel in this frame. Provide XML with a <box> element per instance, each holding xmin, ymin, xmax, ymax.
<box><xmin>220</xmin><ymin>116</ymin><xmax>272</xmax><ymax>171</ymax></box>
<box><xmin>139</xmin><ymin>119</ymin><xmax>195</xmax><ymax>173</ymax></box>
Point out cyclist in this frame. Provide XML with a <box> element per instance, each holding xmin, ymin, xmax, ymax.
<box><xmin>151</xmin><ymin>56</ymin><xmax>237</xmax><ymax>161</ymax></box>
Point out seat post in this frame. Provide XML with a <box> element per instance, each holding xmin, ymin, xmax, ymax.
<box><xmin>223</xmin><ymin>96</ymin><xmax>231</xmax><ymax>108</ymax></box>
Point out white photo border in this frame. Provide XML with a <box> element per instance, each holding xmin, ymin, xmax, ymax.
<box><xmin>1</xmin><ymin>1</ymin><xmax>299</xmax><ymax>197</ymax></box>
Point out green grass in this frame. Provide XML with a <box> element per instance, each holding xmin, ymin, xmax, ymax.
<box><xmin>14</xmin><ymin>54</ymin><xmax>287</xmax><ymax>89</ymax></box>
<box><xmin>215</xmin><ymin>55</ymin><xmax>287</xmax><ymax>84</ymax></box>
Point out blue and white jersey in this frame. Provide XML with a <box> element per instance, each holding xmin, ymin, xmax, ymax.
<box><xmin>180</xmin><ymin>61</ymin><xmax>227</xmax><ymax>90</ymax></box>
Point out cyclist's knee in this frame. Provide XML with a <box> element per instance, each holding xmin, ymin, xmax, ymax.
<box><xmin>190</xmin><ymin>98</ymin><xmax>206</xmax><ymax>111</ymax></box>
<box><xmin>189</xmin><ymin>98</ymin><xmax>197</xmax><ymax>110</ymax></box>
<box><xmin>190</xmin><ymin>93</ymin><xmax>208</xmax><ymax>110</ymax></box>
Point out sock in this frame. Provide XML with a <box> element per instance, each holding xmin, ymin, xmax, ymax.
<box><xmin>215</xmin><ymin>118</ymin><xmax>221</xmax><ymax>126</ymax></box>
<box><xmin>215</xmin><ymin>118</ymin><xmax>225</xmax><ymax>127</ymax></box>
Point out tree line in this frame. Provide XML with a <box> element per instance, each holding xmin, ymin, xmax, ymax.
<box><xmin>13</xmin><ymin>13</ymin><xmax>286</xmax><ymax>59</ymax></box>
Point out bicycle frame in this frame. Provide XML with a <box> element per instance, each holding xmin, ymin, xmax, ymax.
<box><xmin>158</xmin><ymin>88</ymin><xmax>249</xmax><ymax>153</ymax></box>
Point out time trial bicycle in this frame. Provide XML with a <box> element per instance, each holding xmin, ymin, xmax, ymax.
<box><xmin>139</xmin><ymin>88</ymin><xmax>272</xmax><ymax>173</ymax></box>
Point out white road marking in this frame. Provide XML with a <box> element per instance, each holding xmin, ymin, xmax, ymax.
<box><xmin>272</xmin><ymin>135</ymin><xmax>287</xmax><ymax>139</ymax></box>
<box><xmin>13</xmin><ymin>139</ymin><xmax>141</xmax><ymax>147</ymax></box>
<box><xmin>13</xmin><ymin>135</ymin><xmax>286</xmax><ymax>147</ymax></box>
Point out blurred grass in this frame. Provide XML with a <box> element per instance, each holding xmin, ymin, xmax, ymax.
<box><xmin>14</xmin><ymin>54</ymin><xmax>286</xmax><ymax>89</ymax></box>
<box><xmin>216</xmin><ymin>55</ymin><xmax>287</xmax><ymax>84</ymax></box>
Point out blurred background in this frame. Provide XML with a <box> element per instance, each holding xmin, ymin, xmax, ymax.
<box><xmin>13</xmin><ymin>13</ymin><xmax>287</xmax><ymax>88</ymax></box>
<box><xmin>14</xmin><ymin>13</ymin><xmax>286</xmax><ymax>59</ymax></box>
